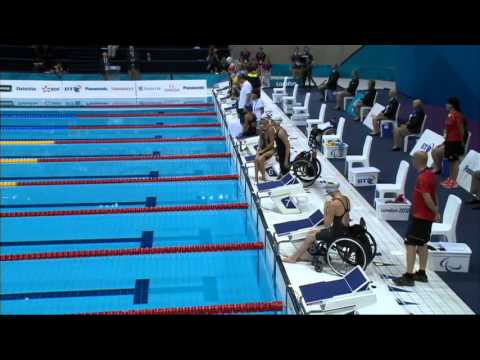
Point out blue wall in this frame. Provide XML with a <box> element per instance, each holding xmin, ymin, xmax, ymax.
<box><xmin>341</xmin><ymin>45</ymin><xmax>480</xmax><ymax>122</ymax></box>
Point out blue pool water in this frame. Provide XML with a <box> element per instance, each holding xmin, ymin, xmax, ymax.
<box><xmin>0</xmin><ymin>100</ymin><xmax>280</xmax><ymax>315</ymax></box>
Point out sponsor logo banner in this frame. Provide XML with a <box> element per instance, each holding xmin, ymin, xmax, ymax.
<box><xmin>136</xmin><ymin>80</ymin><xmax>207</xmax><ymax>99</ymax></box>
<box><xmin>0</xmin><ymin>85</ymin><xmax>13</xmax><ymax>92</ymax></box>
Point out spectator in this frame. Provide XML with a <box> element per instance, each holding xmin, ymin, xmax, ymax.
<box><xmin>301</xmin><ymin>46</ymin><xmax>316</xmax><ymax>88</ymax></box>
<box><xmin>100</xmin><ymin>51</ymin><xmax>111</xmax><ymax>80</ymax></box>
<box><xmin>255</xmin><ymin>118</ymin><xmax>276</xmax><ymax>183</ymax></box>
<box><xmin>237</xmin><ymin>72</ymin><xmax>253</xmax><ymax>125</ymax></box>
<box><xmin>251</xmin><ymin>88</ymin><xmax>264</xmax><ymax>120</ymax></box>
<box><xmin>260</xmin><ymin>56</ymin><xmax>272</xmax><ymax>88</ymax></box>
<box><xmin>206</xmin><ymin>47</ymin><xmax>220</xmax><ymax>73</ymax></box>
<box><xmin>393</xmin><ymin>151</ymin><xmax>440</xmax><ymax>287</ymax></box>
<box><xmin>370</xmin><ymin>89</ymin><xmax>399</xmax><ymax>136</ymax></box>
<box><xmin>467</xmin><ymin>171</ymin><xmax>480</xmax><ymax>210</ymax></box>
<box><xmin>392</xmin><ymin>99</ymin><xmax>426</xmax><ymax>151</ymax></box>
<box><xmin>127</xmin><ymin>45</ymin><xmax>140</xmax><ymax>80</ymax></box>
<box><xmin>271</xmin><ymin>118</ymin><xmax>291</xmax><ymax>178</ymax></box>
<box><xmin>256</xmin><ymin>47</ymin><xmax>266</xmax><ymax>65</ymax></box>
<box><xmin>283</xmin><ymin>184</ymin><xmax>351</xmax><ymax>264</ymax></box>
<box><xmin>431</xmin><ymin>97</ymin><xmax>466</xmax><ymax>189</ymax></box>
<box><xmin>52</xmin><ymin>62</ymin><xmax>65</xmax><ymax>79</ymax></box>
<box><xmin>318</xmin><ymin>64</ymin><xmax>340</xmax><ymax>99</ymax></box>
<box><xmin>353</xmin><ymin>80</ymin><xmax>377</xmax><ymax>121</ymax></box>
<box><xmin>239</xmin><ymin>48</ymin><xmax>251</xmax><ymax>64</ymax></box>
<box><xmin>291</xmin><ymin>46</ymin><xmax>303</xmax><ymax>83</ymax></box>
<box><xmin>335</xmin><ymin>70</ymin><xmax>359</xmax><ymax>111</ymax></box>
<box><xmin>240</xmin><ymin>112</ymin><xmax>258</xmax><ymax>138</ymax></box>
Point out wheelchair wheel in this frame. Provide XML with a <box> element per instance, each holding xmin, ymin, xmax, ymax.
<box><xmin>364</xmin><ymin>231</ymin><xmax>377</xmax><ymax>264</ymax></box>
<box><xmin>292</xmin><ymin>159</ymin><xmax>317</xmax><ymax>187</ymax></box>
<box><xmin>325</xmin><ymin>237</ymin><xmax>367</xmax><ymax>276</ymax></box>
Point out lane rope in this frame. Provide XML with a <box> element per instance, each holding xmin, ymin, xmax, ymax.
<box><xmin>0</xmin><ymin>123</ymin><xmax>221</xmax><ymax>130</ymax></box>
<box><xmin>0</xmin><ymin>202</ymin><xmax>248</xmax><ymax>218</ymax></box>
<box><xmin>0</xmin><ymin>174</ymin><xmax>239</xmax><ymax>187</ymax></box>
<box><xmin>77</xmin><ymin>112</ymin><xmax>216</xmax><ymax>118</ymax></box>
<box><xmin>0</xmin><ymin>241</ymin><xmax>263</xmax><ymax>261</ymax></box>
<box><xmin>80</xmin><ymin>301</ymin><xmax>284</xmax><ymax>315</ymax></box>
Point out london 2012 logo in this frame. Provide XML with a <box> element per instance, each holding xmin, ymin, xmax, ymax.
<box><xmin>0</xmin><ymin>85</ymin><xmax>12</xmax><ymax>92</ymax></box>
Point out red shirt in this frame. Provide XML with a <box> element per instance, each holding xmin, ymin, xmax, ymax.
<box><xmin>412</xmin><ymin>169</ymin><xmax>437</xmax><ymax>222</ymax></box>
<box><xmin>445</xmin><ymin>110</ymin><xmax>463</xmax><ymax>142</ymax></box>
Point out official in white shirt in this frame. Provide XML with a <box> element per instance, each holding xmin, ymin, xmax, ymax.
<box><xmin>237</xmin><ymin>73</ymin><xmax>252</xmax><ymax>125</ymax></box>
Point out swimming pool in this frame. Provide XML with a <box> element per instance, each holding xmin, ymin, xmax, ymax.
<box><xmin>0</xmin><ymin>97</ymin><xmax>295</xmax><ymax>315</ymax></box>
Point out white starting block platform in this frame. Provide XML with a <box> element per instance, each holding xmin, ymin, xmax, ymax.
<box><xmin>375</xmin><ymin>198</ymin><xmax>412</xmax><ymax>222</ymax></box>
<box><xmin>429</xmin><ymin>242</ymin><xmax>472</xmax><ymax>273</ymax></box>
<box><xmin>348</xmin><ymin>167</ymin><xmax>381</xmax><ymax>187</ymax></box>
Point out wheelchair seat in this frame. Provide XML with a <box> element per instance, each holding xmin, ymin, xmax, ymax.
<box><xmin>308</xmin><ymin>218</ymin><xmax>377</xmax><ymax>276</ymax></box>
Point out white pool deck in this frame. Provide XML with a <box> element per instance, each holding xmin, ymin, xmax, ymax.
<box><xmin>214</xmin><ymin>79</ymin><xmax>474</xmax><ymax>315</ymax></box>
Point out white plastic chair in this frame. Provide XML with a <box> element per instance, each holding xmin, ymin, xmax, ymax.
<box><xmin>343</xmin><ymin>89</ymin><xmax>358</xmax><ymax>111</ymax></box>
<box><xmin>375</xmin><ymin>160</ymin><xmax>410</xmax><ymax>199</ymax></box>
<box><xmin>403</xmin><ymin>115</ymin><xmax>427</xmax><ymax>153</ymax></box>
<box><xmin>282</xmin><ymin>84</ymin><xmax>300</xmax><ymax>113</ymax></box>
<box><xmin>464</xmin><ymin>131</ymin><xmax>472</xmax><ymax>155</ymax></box>
<box><xmin>380</xmin><ymin>102</ymin><xmax>401</xmax><ymax>138</ymax></box>
<box><xmin>293</xmin><ymin>92</ymin><xmax>311</xmax><ymax>116</ymax></box>
<box><xmin>431</xmin><ymin>195</ymin><xmax>462</xmax><ymax>243</ymax></box>
<box><xmin>322</xmin><ymin>117</ymin><xmax>346</xmax><ymax>143</ymax></box>
<box><xmin>273</xmin><ymin>77</ymin><xmax>288</xmax><ymax>95</ymax></box>
<box><xmin>306</xmin><ymin>103</ymin><xmax>327</xmax><ymax>139</ymax></box>
<box><xmin>345</xmin><ymin>136</ymin><xmax>373</xmax><ymax>176</ymax></box>
<box><xmin>360</xmin><ymin>91</ymin><xmax>378</xmax><ymax>121</ymax></box>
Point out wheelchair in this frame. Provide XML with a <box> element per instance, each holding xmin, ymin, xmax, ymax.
<box><xmin>308</xmin><ymin>218</ymin><xmax>377</xmax><ymax>276</ymax></box>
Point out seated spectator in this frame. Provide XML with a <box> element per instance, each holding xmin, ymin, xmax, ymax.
<box><xmin>370</xmin><ymin>89</ymin><xmax>399</xmax><ymax>136</ymax></box>
<box><xmin>392</xmin><ymin>99</ymin><xmax>426</xmax><ymax>151</ymax></box>
<box><xmin>240</xmin><ymin>112</ymin><xmax>258</xmax><ymax>138</ymax></box>
<box><xmin>431</xmin><ymin>97</ymin><xmax>467</xmax><ymax>189</ymax></box>
<box><xmin>239</xmin><ymin>48</ymin><xmax>251</xmax><ymax>64</ymax></box>
<box><xmin>318</xmin><ymin>64</ymin><xmax>340</xmax><ymax>98</ymax></box>
<box><xmin>53</xmin><ymin>62</ymin><xmax>66</xmax><ymax>79</ymax></box>
<box><xmin>255</xmin><ymin>118</ymin><xmax>276</xmax><ymax>183</ymax></box>
<box><xmin>251</xmin><ymin>88</ymin><xmax>264</xmax><ymax>120</ymax></box>
<box><xmin>467</xmin><ymin>171</ymin><xmax>480</xmax><ymax>210</ymax></box>
<box><xmin>335</xmin><ymin>70</ymin><xmax>359</xmax><ymax>111</ymax></box>
<box><xmin>353</xmin><ymin>80</ymin><xmax>377</xmax><ymax>121</ymax></box>
<box><xmin>283</xmin><ymin>185</ymin><xmax>351</xmax><ymax>264</ymax></box>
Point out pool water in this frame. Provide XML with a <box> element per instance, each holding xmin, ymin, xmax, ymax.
<box><xmin>0</xmin><ymin>100</ymin><xmax>281</xmax><ymax>315</ymax></box>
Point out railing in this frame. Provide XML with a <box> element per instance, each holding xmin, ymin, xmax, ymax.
<box><xmin>212</xmin><ymin>86</ymin><xmax>302</xmax><ymax>315</ymax></box>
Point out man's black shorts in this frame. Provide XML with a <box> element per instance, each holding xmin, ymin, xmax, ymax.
<box><xmin>444</xmin><ymin>141</ymin><xmax>464</xmax><ymax>161</ymax></box>
<box><xmin>405</xmin><ymin>217</ymin><xmax>433</xmax><ymax>246</ymax></box>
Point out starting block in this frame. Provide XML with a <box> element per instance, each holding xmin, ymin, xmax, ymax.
<box><xmin>298</xmin><ymin>266</ymin><xmax>377</xmax><ymax>315</ymax></box>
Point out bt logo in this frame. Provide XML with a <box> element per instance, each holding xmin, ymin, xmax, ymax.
<box><xmin>358</xmin><ymin>177</ymin><xmax>376</xmax><ymax>184</ymax></box>
<box><xmin>64</xmin><ymin>85</ymin><xmax>82</xmax><ymax>93</ymax></box>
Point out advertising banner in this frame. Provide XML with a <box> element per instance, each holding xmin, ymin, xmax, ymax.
<box><xmin>410</xmin><ymin>129</ymin><xmax>445</xmax><ymax>167</ymax></box>
<box><xmin>0</xmin><ymin>80</ymin><xmax>207</xmax><ymax>100</ymax></box>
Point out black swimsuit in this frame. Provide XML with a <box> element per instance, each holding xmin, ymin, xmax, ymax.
<box><xmin>275</xmin><ymin>128</ymin><xmax>290</xmax><ymax>175</ymax></box>
<box><xmin>315</xmin><ymin>197</ymin><xmax>351</xmax><ymax>242</ymax></box>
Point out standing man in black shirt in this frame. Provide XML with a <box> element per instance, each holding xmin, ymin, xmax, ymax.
<box><xmin>370</xmin><ymin>89</ymin><xmax>399</xmax><ymax>136</ymax></box>
<box><xmin>392</xmin><ymin>99</ymin><xmax>426</xmax><ymax>151</ymax></box>
<box><xmin>291</xmin><ymin>47</ymin><xmax>303</xmax><ymax>83</ymax></box>
<box><xmin>335</xmin><ymin>70</ymin><xmax>359</xmax><ymax>110</ymax></box>
<box><xmin>318</xmin><ymin>64</ymin><xmax>340</xmax><ymax>100</ymax></box>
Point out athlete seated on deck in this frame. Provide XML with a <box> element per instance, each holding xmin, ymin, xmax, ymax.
<box><xmin>283</xmin><ymin>184</ymin><xmax>351</xmax><ymax>264</ymax></box>
<box><xmin>255</xmin><ymin>118</ymin><xmax>276</xmax><ymax>183</ymax></box>
<box><xmin>240</xmin><ymin>112</ymin><xmax>258</xmax><ymax>138</ymax></box>
<box><xmin>271</xmin><ymin>118</ymin><xmax>291</xmax><ymax>178</ymax></box>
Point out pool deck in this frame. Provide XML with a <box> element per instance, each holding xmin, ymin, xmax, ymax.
<box><xmin>214</xmin><ymin>80</ymin><xmax>474</xmax><ymax>315</ymax></box>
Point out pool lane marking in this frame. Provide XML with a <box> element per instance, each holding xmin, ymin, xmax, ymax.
<box><xmin>0</xmin><ymin>135</ymin><xmax>225</xmax><ymax>146</ymax></box>
<box><xmin>0</xmin><ymin>279</ymin><xmax>150</xmax><ymax>305</ymax></box>
<box><xmin>76</xmin><ymin>112</ymin><xmax>217</xmax><ymax>118</ymax></box>
<box><xmin>0</xmin><ymin>174</ymin><xmax>239</xmax><ymax>187</ymax></box>
<box><xmin>0</xmin><ymin>123</ymin><xmax>221</xmax><ymax>130</ymax></box>
<box><xmin>0</xmin><ymin>202</ymin><xmax>248</xmax><ymax>218</ymax></box>
<box><xmin>0</xmin><ymin>231</ymin><xmax>154</xmax><ymax>248</ymax></box>
<box><xmin>0</xmin><ymin>241</ymin><xmax>264</xmax><ymax>261</ymax></box>
<box><xmin>0</xmin><ymin>152</ymin><xmax>231</xmax><ymax>164</ymax></box>
<box><xmin>0</xmin><ymin>196</ymin><xmax>158</xmax><ymax>210</ymax></box>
